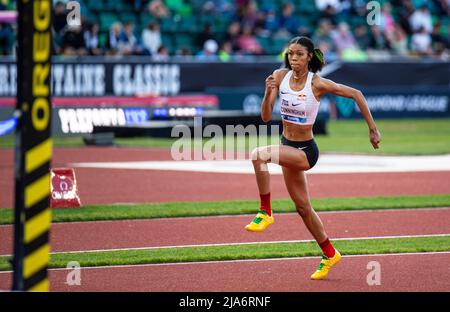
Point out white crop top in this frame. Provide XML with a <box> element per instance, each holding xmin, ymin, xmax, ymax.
<box><xmin>278</xmin><ymin>71</ymin><xmax>320</xmax><ymax>125</ymax></box>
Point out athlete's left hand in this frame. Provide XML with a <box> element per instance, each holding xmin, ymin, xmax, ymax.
<box><xmin>369</xmin><ymin>128</ymin><xmax>381</xmax><ymax>149</ymax></box>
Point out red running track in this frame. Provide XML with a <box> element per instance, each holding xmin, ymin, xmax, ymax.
<box><xmin>1</xmin><ymin>148</ymin><xmax>450</xmax><ymax>208</ymax></box>
<box><xmin>1</xmin><ymin>208</ymin><xmax>449</xmax><ymax>255</ymax></box>
<box><xmin>1</xmin><ymin>148</ymin><xmax>449</xmax><ymax>292</ymax></box>
<box><xmin>1</xmin><ymin>252</ymin><xmax>449</xmax><ymax>291</ymax></box>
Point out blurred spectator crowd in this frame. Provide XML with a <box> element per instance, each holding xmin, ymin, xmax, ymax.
<box><xmin>0</xmin><ymin>0</ymin><xmax>449</xmax><ymax>61</ymax></box>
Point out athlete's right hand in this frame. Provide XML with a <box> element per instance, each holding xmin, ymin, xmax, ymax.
<box><xmin>370</xmin><ymin>128</ymin><xmax>381</xmax><ymax>149</ymax></box>
<box><xmin>265</xmin><ymin>75</ymin><xmax>277</xmax><ymax>93</ymax></box>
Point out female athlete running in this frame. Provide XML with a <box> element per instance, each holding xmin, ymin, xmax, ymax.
<box><xmin>245</xmin><ymin>36</ymin><xmax>381</xmax><ymax>280</ymax></box>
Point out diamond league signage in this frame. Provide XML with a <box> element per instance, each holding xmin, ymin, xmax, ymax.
<box><xmin>335</xmin><ymin>93</ymin><xmax>449</xmax><ymax>118</ymax></box>
<box><xmin>0</xmin><ymin>60</ymin><xmax>449</xmax><ymax>119</ymax></box>
<box><xmin>1</xmin><ymin>60</ymin><xmax>448</xmax><ymax>96</ymax></box>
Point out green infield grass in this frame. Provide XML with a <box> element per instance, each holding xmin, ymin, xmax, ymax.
<box><xmin>1</xmin><ymin>194</ymin><xmax>449</xmax><ymax>224</ymax></box>
<box><xmin>1</xmin><ymin>119</ymin><xmax>450</xmax><ymax>155</ymax></box>
<box><xmin>0</xmin><ymin>235</ymin><xmax>449</xmax><ymax>271</ymax></box>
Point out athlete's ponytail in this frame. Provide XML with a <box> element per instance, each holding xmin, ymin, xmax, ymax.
<box><xmin>283</xmin><ymin>36</ymin><xmax>325</xmax><ymax>73</ymax></box>
<box><xmin>310</xmin><ymin>48</ymin><xmax>325</xmax><ymax>73</ymax></box>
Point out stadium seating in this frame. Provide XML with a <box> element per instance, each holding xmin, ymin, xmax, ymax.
<box><xmin>1</xmin><ymin>0</ymin><xmax>448</xmax><ymax>57</ymax></box>
<box><xmin>44</xmin><ymin>0</ymin><xmax>443</xmax><ymax>57</ymax></box>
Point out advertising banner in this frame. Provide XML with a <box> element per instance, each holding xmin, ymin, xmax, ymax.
<box><xmin>0</xmin><ymin>59</ymin><xmax>448</xmax><ymax>97</ymax></box>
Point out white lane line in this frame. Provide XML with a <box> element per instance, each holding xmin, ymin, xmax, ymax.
<box><xmin>47</xmin><ymin>233</ymin><xmax>450</xmax><ymax>254</ymax></box>
<box><xmin>1</xmin><ymin>206</ymin><xmax>449</xmax><ymax>227</ymax></box>
<box><xmin>1</xmin><ymin>251</ymin><xmax>449</xmax><ymax>274</ymax></box>
<box><xmin>1</xmin><ymin>233</ymin><xmax>449</xmax><ymax>257</ymax></box>
<box><xmin>69</xmin><ymin>153</ymin><xmax>450</xmax><ymax>174</ymax></box>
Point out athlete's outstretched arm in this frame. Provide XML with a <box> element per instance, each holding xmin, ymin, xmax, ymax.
<box><xmin>315</xmin><ymin>77</ymin><xmax>381</xmax><ymax>149</ymax></box>
<box><xmin>261</xmin><ymin>70</ymin><xmax>284</xmax><ymax>122</ymax></box>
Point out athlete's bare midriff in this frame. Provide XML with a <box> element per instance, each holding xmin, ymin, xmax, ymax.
<box><xmin>282</xmin><ymin>121</ymin><xmax>314</xmax><ymax>141</ymax></box>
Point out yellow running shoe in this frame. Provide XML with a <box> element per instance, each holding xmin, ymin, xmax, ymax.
<box><xmin>310</xmin><ymin>249</ymin><xmax>341</xmax><ymax>280</ymax></box>
<box><xmin>244</xmin><ymin>210</ymin><xmax>274</xmax><ymax>232</ymax></box>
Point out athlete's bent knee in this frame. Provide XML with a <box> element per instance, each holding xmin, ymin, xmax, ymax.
<box><xmin>250</xmin><ymin>147</ymin><xmax>260</xmax><ymax>162</ymax></box>
<box><xmin>251</xmin><ymin>147</ymin><xmax>271</xmax><ymax>163</ymax></box>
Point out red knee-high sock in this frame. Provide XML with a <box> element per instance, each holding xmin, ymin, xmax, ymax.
<box><xmin>319</xmin><ymin>238</ymin><xmax>336</xmax><ymax>258</ymax></box>
<box><xmin>259</xmin><ymin>193</ymin><xmax>272</xmax><ymax>216</ymax></box>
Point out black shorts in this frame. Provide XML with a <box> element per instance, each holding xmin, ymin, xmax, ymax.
<box><xmin>281</xmin><ymin>135</ymin><xmax>320</xmax><ymax>169</ymax></box>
